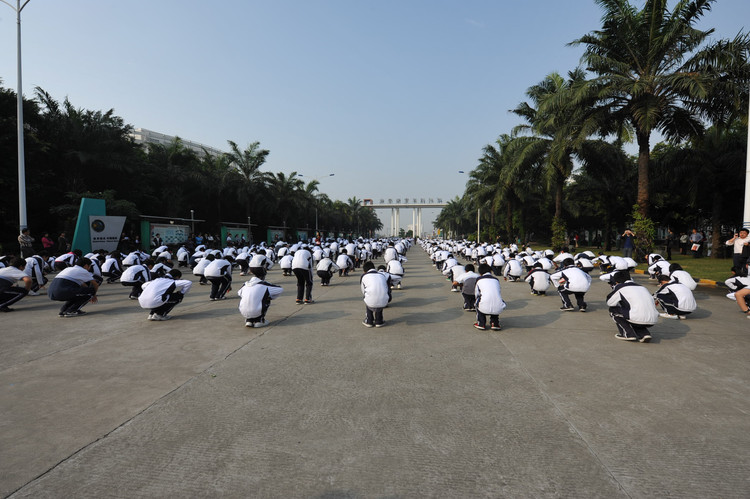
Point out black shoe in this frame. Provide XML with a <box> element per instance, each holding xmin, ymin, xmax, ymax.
<box><xmin>0</xmin><ymin>306</ymin><xmax>14</xmax><ymax>313</ymax></box>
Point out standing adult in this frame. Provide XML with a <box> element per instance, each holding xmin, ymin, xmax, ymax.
<box><xmin>57</xmin><ymin>232</ymin><xmax>69</xmax><ymax>254</ymax></box>
<box><xmin>689</xmin><ymin>229</ymin><xmax>703</xmax><ymax>258</ymax></box>
<box><xmin>665</xmin><ymin>229</ymin><xmax>675</xmax><ymax>260</ymax></box>
<box><xmin>291</xmin><ymin>245</ymin><xmax>314</xmax><ymax>304</ymax></box>
<box><xmin>726</xmin><ymin>228</ymin><xmax>750</xmax><ymax>275</ymax></box>
<box><xmin>18</xmin><ymin>229</ymin><xmax>34</xmax><ymax>258</ymax></box>
<box><xmin>679</xmin><ymin>232</ymin><xmax>689</xmax><ymax>255</ymax></box>
<box><xmin>621</xmin><ymin>229</ymin><xmax>635</xmax><ymax>258</ymax></box>
<box><xmin>41</xmin><ymin>233</ymin><xmax>55</xmax><ymax>251</ymax></box>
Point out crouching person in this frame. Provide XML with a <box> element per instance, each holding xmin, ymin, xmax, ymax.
<box><xmin>474</xmin><ymin>263</ymin><xmax>506</xmax><ymax>331</ymax></box>
<box><xmin>48</xmin><ymin>257</ymin><xmax>98</xmax><ymax>317</ymax></box>
<box><xmin>361</xmin><ymin>261</ymin><xmax>390</xmax><ymax>328</ymax></box>
<box><xmin>606</xmin><ymin>271</ymin><xmax>659</xmax><ymax>342</ymax></box>
<box><xmin>0</xmin><ymin>258</ymin><xmax>32</xmax><ymax>312</ymax></box>
<box><xmin>139</xmin><ymin>269</ymin><xmax>192</xmax><ymax>321</ymax></box>
<box><xmin>238</xmin><ymin>277</ymin><xmax>283</xmax><ymax>328</ymax></box>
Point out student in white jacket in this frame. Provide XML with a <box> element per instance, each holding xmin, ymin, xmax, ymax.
<box><xmin>474</xmin><ymin>264</ymin><xmax>506</xmax><ymax>330</ymax></box>
<box><xmin>606</xmin><ymin>271</ymin><xmax>659</xmax><ymax>342</ymax></box>
<box><xmin>238</xmin><ymin>277</ymin><xmax>283</xmax><ymax>327</ymax></box>
<box><xmin>550</xmin><ymin>258</ymin><xmax>592</xmax><ymax>312</ymax></box>
<box><xmin>525</xmin><ymin>262</ymin><xmax>550</xmax><ymax>296</ymax></box>
<box><xmin>654</xmin><ymin>274</ymin><xmax>697</xmax><ymax>319</ymax></box>
<box><xmin>204</xmin><ymin>257</ymin><xmax>233</xmax><ymax>301</ymax></box>
<box><xmin>316</xmin><ymin>257</ymin><xmax>340</xmax><ymax>286</ymax></box>
<box><xmin>360</xmin><ymin>261</ymin><xmax>391</xmax><ymax>327</ymax></box>
<box><xmin>138</xmin><ymin>269</ymin><xmax>192</xmax><ymax>321</ymax></box>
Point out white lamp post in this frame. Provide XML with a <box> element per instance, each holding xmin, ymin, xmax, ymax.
<box><xmin>1</xmin><ymin>0</ymin><xmax>31</xmax><ymax>232</ymax></box>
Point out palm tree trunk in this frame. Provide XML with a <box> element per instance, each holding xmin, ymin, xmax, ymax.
<box><xmin>636</xmin><ymin>130</ymin><xmax>650</xmax><ymax>217</ymax></box>
<box><xmin>555</xmin><ymin>177</ymin><xmax>564</xmax><ymax>220</ymax></box>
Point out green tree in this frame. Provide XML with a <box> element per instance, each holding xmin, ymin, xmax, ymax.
<box><xmin>571</xmin><ymin>0</ymin><xmax>750</xmax><ymax>217</ymax></box>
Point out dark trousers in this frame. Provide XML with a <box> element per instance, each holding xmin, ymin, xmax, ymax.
<box><xmin>239</xmin><ymin>260</ymin><xmax>249</xmax><ymax>273</ymax></box>
<box><xmin>0</xmin><ymin>280</ymin><xmax>28</xmax><ymax>308</ymax></box>
<box><xmin>293</xmin><ymin>268</ymin><xmax>313</xmax><ymax>301</ymax></box>
<box><xmin>208</xmin><ymin>275</ymin><xmax>232</xmax><ymax>299</ymax></box>
<box><xmin>462</xmin><ymin>293</ymin><xmax>475</xmax><ymax>310</ymax></box>
<box><xmin>656</xmin><ymin>296</ymin><xmax>691</xmax><ymax>317</ymax></box>
<box><xmin>48</xmin><ymin>278</ymin><xmax>96</xmax><ymax>314</ymax></box>
<box><xmin>610</xmin><ymin>312</ymin><xmax>651</xmax><ymax>340</ymax></box>
<box><xmin>122</xmin><ymin>280</ymin><xmax>145</xmax><ymax>298</ymax></box>
<box><xmin>365</xmin><ymin>306</ymin><xmax>384</xmax><ymax>325</ymax></box>
<box><xmin>476</xmin><ymin>311</ymin><xmax>499</xmax><ymax>328</ymax></box>
<box><xmin>151</xmin><ymin>292</ymin><xmax>184</xmax><ymax>316</ymax></box>
<box><xmin>317</xmin><ymin>270</ymin><xmax>333</xmax><ymax>285</ymax></box>
<box><xmin>559</xmin><ymin>288</ymin><xmax>586</xmax><ymax>309</ymax></box>
<box><xmin>248</xmin><ymin>294</ymin><xmax>272</xmax><ymax>324</ymax></box>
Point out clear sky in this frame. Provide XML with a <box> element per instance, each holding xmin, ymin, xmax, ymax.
<box><xmin>1</xmin><ymin>0</ymin><xmax>748</xmax><ymax>233</ymax></box>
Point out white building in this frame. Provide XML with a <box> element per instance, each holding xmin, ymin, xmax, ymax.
<box><xmin>130</xmin><ymin>128</ymin><xmax>226</xmax><ymax>158</ymax></box>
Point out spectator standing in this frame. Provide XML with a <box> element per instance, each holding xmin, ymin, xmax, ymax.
<box><xmin>726</xmin><ymin>228</ymin><xmax>750</xmax><ymax>275</ymax></box>
<box><xmin>18</xmin><ymin>229</ymin><xmax>34</xmax><ymax>258</ymax></box>
<box><xmin>621</xmin><ymin>229</ymin><xmax>635</xmax><ymax>258</ymax></box>
<box><xmin>689</xmin><ymin>229</ymin><xmax>703</xmax><ymax>258</ymax></box>
<box><xmin>41</xmin><ymin>233</ymin><xmax>55</xmax><ymax>251</ymax></box>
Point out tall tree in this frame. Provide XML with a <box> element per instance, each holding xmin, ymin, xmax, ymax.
<box><xmin>571</xmin><ymin>0</ymin><xmax>750</xmax><ymax>216</ymax></box>
<box><xmin>511</xmin><ymin>70</ymin><xmax>592</xmax><ymax>221</ymax></box>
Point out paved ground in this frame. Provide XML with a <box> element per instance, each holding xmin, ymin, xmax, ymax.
<box><xmin>2</xmin><ymin>250</ymin><xmax>749</xmax><ymax>498</ymax></box>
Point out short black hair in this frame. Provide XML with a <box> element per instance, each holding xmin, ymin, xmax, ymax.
<box><xmin>613</xmin><ymin>270</ymin><xmax>631</xmax><ymax>284</ymax></box>
<box><xmin>363</xmin><ymin>261</ymin><xmax>375</xmax><ymax>272</ymax></box>
<box><xmin>478</xmin><ymin>263</ymin><xmax>492</xmax><ymax>274</ymax></box>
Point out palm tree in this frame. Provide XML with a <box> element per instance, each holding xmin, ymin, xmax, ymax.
<box><xmin>511</xmin><ymin>70</ymin><xmax>590</xmax><ymax>221</ymax></box>
<box><xmin>571</xmin><ymin>0</ymin><xmax>750</xmax><ymax>216</ymax></box>
<box><xmin>263</xmin><ymin>171</ymin><xmax>305</xmax><ymax>232</ymax></box>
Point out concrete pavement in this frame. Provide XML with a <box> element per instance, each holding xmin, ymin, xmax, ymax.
<box><xmin>2</xmin><ymin>250</ymin><xmax>750</xmax><ymax>498</ymax></box>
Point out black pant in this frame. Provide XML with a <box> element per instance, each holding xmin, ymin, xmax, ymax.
<box><xmin>0</xmin><ymin>280</ymin><xmax>28</xmax><ymax>308</ymax></box>
<box><xmin>48</xmin><ymin>278</ymin><xmax>96</xmax><ymax>314</ymax></box>
<box><xmin>476</xmin><ymin>311</ymin><xmax>499</xmax><ymax>328</ymax></box>
<box><xmin>152</xmin><ymin>292</ymin><xmax>184</xmax><ymax>316</ymax></box>
<box><xmin>610</xmin><ymin>312</ymin><xmax>651</xmax><ymax>340</ymax></box>
<box><xmin>293</xmin><ymin>268</ymin><xmax>313</xmax><ymax>301</ymax></box>
<box><xmin>559</xmin><ymin>288</ymin><xmax>586</xmax><ymax>309</ymax></box>
<box><xmin>365</xmin><ymin>306</ymin><xmax>384</xmax><ymax>325</ymax></box>
<box><xmin>208</xmin><ymin>275</ymin><xmax>232</xmax><ymax>299</ymax></box>
<box><xmin>122</xmin><ymin>280</ymin><xmax>145</xmax><ymax>298</ymax></box>
<box><xmin>317</xmin><ymin>270</ymin><xmax>333</xmax><ymax>285</ymax></box>
<box><xmin>462</xmin><ymin>293</ymin><xmax>475</xmax><ymax>310</ymax></box>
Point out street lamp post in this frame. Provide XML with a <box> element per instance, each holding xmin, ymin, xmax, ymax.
<box><xmin>1</xmin><ymin>0</ymin><xmax>31</xmax><ymax>233</ymax></box>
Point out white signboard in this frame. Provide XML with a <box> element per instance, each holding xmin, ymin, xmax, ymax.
<box><xmin>89</xmin><ymin>216</ymin><xmax>127</xmax><ymax>252</ymax></box>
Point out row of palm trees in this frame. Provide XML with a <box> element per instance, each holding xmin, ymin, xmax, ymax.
<box><xmin>436</xmin><ymin>0</ymin><xmax>750</xmax><ymax>256</ymax></box>
<box><xmin>0</xmin><ymin>84</ymin><xmax>382</xmax><ymax>246</ymax></box>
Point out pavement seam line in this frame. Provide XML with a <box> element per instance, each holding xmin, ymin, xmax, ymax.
<box><xmin>7</xmin><ymin>290</ymin><xmax>324</xmax><ymax>497</ymax></box>
<box><xmin>490</xmin><ymin>334</ymin><xmax>633</xmax><ymax>498</ymax></box>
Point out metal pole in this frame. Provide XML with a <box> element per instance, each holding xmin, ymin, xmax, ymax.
<box><xmin>3</xmin><ymin>0</ymin><xmax>32</xmax><ymax>232</ymax></box>
<box><xmin>743</xmin><ymin>89</ymin><xmax>750</xmax><ymax>228</ymax></box>
<box><xmin>190</xmin><ymin>209</ymin><xmax>195</xmax><ymax>233</ymax></box>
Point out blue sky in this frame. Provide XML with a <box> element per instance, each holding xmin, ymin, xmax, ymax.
<box><xmin>1</xmin><ymin>0</ymin><xmax>748</xmax><ymax>232</ymax></box>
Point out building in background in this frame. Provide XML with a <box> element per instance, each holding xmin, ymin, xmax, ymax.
<box><xmin>130</xmin><ymin>128</ymin><xmax>226</xmax><ymax>158</ymax></box>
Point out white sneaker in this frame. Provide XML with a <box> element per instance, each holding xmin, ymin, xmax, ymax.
<box><xmin>147</xmin><ymin>313</ymin><xmax>155</xmax><ymax>321</ymax></box>
<box><xmin>254</xmin><ymin>319</ymin><xmax>268</xmax><ymax>328</ymax></box>
<box><xmin>659</xmin><ymin>313</ymin><xmax>679</xmax><ymax>320</ymax></box>
<box><xmin>27</xmin><ymin>290</ymin><xmax>39</xmax><ymax>296</ymax></box>
<box><xmin>245</xmin><ymin>320</ymin><xmax>254</xmax><ymax>328</ymax></box>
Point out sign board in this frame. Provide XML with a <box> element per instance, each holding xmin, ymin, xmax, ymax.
<box><xmin>150</xmin><ymin>224</ymin><xmax>190</xmax><ymax>246</ymax></box>
<box><xmin>89</xmin><ymin>215</ymin><xmax>126</xmax><ymax>252</ymax></box>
